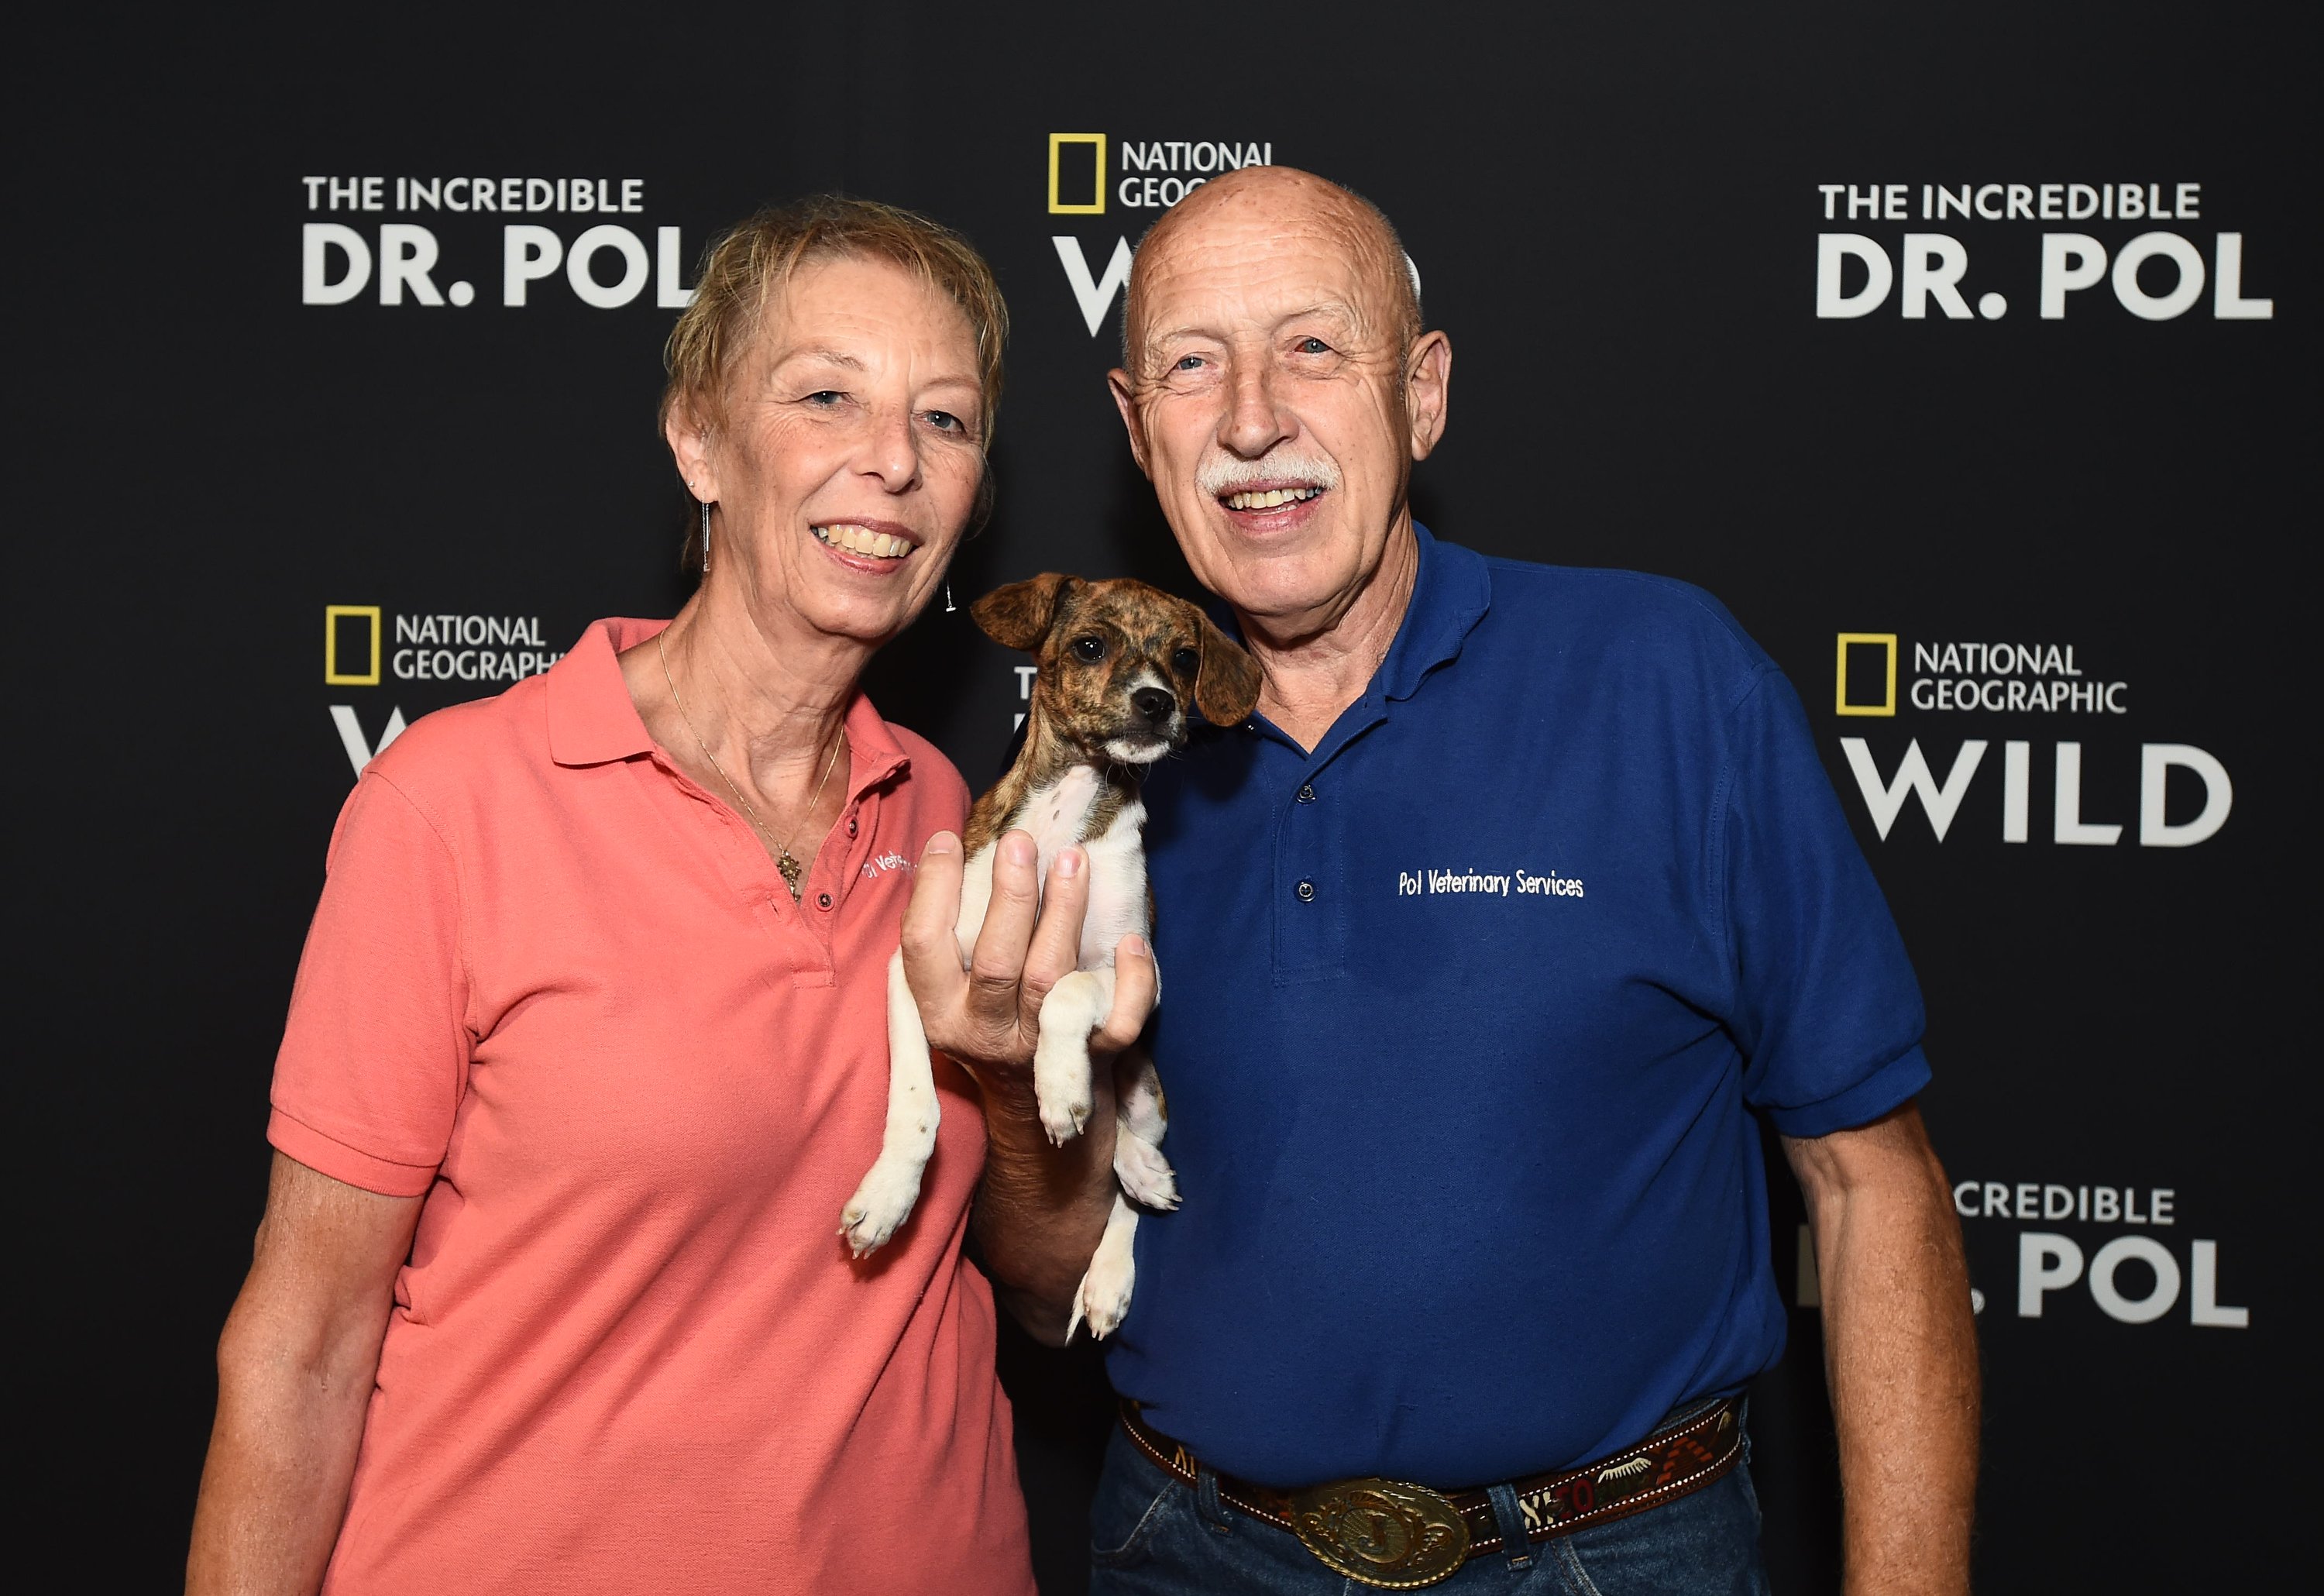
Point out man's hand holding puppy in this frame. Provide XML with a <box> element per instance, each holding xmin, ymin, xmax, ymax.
<box><xmin>902</xmin><ymin>827</ymin><xmax>1150</xmax><ymax>1343</ymax></box>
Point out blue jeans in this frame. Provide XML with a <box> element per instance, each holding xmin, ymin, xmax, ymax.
<box><xmin>1087</xmin><ymin>1415</ymin><xmax>1771</xmax><ymax>1596</ymax></box>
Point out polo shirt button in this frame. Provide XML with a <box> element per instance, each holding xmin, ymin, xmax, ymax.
<box><xmin>1296</xmin><ymin>784</ymin><xmax>1316</xmax><ymax>803</ymax></box>
<box><xmin>816</xmin><ymin>892</ymin><xmax>834</xmax><ymax>910</ymax></box>
<box><xmin>847</xmin><ymin>817</ymin><xmax>858</xmax><ymax>838</ymax></box>
<box><xmin>1295</xmin><ymin>879</ymin><xmax>1316</xmax><ymax>902</ymax></box>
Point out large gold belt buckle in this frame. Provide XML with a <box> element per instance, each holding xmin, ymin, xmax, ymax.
<box><xmin>1286</xmin><ymin>1476</ymin><xmax>1471</xmax><ymax>1590</ymax></box>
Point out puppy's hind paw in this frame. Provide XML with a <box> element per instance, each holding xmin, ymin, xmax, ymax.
<box><xmin>1071</xmin><ymin>1247</ymin><xmax>1136</xmax><ymax>1340</ymax></box>
<box><xmin>1113</xmin><ymin>1134</ymin><xmax>1180</xmax><ymax>1211</ymax></box>
<box><xmin>839</xmin><ymin>1161</ymin><xmax>923</xmax><ymax>1257</ymax></box>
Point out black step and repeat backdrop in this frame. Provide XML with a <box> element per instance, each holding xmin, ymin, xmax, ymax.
<box><xmin>22</xmin><ymin>4</ymin><xmax>2311</xmax><ymax>1590</ymax></box>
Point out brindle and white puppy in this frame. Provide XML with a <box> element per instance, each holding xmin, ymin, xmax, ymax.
<box><xmin>842</xmin><ymin>574</ymin><xmax>1261</xmax><ymax>1337</ymax></box>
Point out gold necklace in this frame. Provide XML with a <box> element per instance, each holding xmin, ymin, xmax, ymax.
<box><xmin>658</xmin><ymin>631</ymin><xmax>845</xmax><ymax>900</ymax></box>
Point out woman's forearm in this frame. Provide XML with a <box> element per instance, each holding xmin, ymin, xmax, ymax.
<box><xmin>186</xmin><ymin>1296</ymin><xmax>384</xmax><ymax>1594</ymax></box>
<box><xmin>188</xmin><ymin>1154</ymin><xmax>419</xmax><ymax>1595</ymax></box>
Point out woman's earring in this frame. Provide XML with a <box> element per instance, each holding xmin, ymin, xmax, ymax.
<box><xmin>944</xmin><ymin>580</ymin><xmax>956</xmax><ymax>613</ymax></box>
<box><xmin>700</xmin><ymin>500</ymin><xmax>712</xmax><ymax>576</ymax></box>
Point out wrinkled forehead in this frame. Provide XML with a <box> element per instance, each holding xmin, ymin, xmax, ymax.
<box><xmin>1129</xmin><ymin>205</ymin><xmax>1401</xmax><ymax>353</ymax></box>
<box><xmin>747</xmin><ymin>254</ymin><xmax>982</xmax><ymax>384</ymax></box>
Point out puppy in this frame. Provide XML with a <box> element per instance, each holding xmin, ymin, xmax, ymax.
<box><xmin>842</xmin><ymin>574</ymin><xmax>1262</xmax><ymax>1338</ymax></box>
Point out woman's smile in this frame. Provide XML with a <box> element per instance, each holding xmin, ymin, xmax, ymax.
<box><xmin>810</xmin><ymin>519</ymin><xmax>920</xmax><ymax>565</ymax></box>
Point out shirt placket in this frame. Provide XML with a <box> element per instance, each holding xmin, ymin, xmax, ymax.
<box><xmin>1267</xmin><ymin>703</ymin><xmax>1384</xmax><ymax>983</ymax></box>
<box><xmin>790</xmin><ymin>775</ymin><xmax>892</xmax><ymax>987</ymax></box>
<box><xmin>642</xmin><ymin>750</ymin><xmax>838</xmax><ymax>989</ymax></box>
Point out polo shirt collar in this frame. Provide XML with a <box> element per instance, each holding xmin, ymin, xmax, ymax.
<box><xmin>546</xmin><ymin>616</ymin><xmax>912</xmax><ymax>795</ymax></box>
<box><xmin>1377</xmin><ymin>522</ymin><xmax>1493</xmax><ymax>703</ymax></box>
<box><xmin>838</xmin><ymin>689</ymin><xmax>912</xmax><ymax>797</ymax></box>
<box><xmin>1231</xmin><ymin>523</ymin><xmax>1493</xmax><ymax>766</ymax></box>
<box><xmin>548</xmin><ymin>618</ymin><xmax>662</xmax><ymax>766</ymax></box>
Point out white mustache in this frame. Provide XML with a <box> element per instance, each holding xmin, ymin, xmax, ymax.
<box><xmin>1195</xmin><ymin>449</ymin><xmax>1343</xmax><ymax>497</ymax></box>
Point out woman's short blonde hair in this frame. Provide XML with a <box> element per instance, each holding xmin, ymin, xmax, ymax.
<box><xmin>662</xmin><ymin>196</ymin><xmax>1008</xmax><ymax>443</ymax></box>
<box><xmin>661</xmin><ymin>196</ymin><xmax>1009</xmax><ymax>573</ymax></box>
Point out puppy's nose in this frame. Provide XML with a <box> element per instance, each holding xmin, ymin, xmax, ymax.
<box><xmin>1132</xmin><ymin>686</ymin><xmax>1177</xmax><ymax>725</ymax></box>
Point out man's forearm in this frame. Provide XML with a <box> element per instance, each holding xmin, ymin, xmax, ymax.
<box><xmin>1797</xmin><ymin>1113</ymin><xmax>1980</xmax><ymax>1596</ymax></box>
<box><xmin>971</xmin><ymin>1071</ymin><xmax>1119</xmax><ymax>1345</ymax></box>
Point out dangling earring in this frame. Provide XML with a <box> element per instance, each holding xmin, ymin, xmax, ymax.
<box><xmin>944</xmin><ymin>580</ymin><xmax>956</xmax><ymax>613</ymax></box>
<box><xmin>699</xmin><ymin>500</ymin><xmax>713</xmax><ymax>576</ymax></box>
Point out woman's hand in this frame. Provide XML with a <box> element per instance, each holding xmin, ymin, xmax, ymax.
<box><xmin>902</xmin><ymin>828</ymin><xmax>1157</xmax><ymax>1343</ymax></box>
<box><xmin>900</xmin><ymin>829</ymin><xmax>1157</xmax><ymax>1080</ymax></box>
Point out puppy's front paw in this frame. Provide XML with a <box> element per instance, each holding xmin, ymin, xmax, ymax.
<box><xmin>1113</xmin><ymin>1133</ymin><xmax>1180</xmax><ymax>1211</ymax></box>
<box><xmin>839</xmin><ymin>1159</ymin><xmax>923</xmax><ymax>1257</ymax></box>
<box><xmin>1040</xmin><ymin>1094</ymin><xmax>1093</xmax><ymax>1147</ymax></box>
<box><xmin>1032</xmin><ymin>1040</ymin><xmax>1094</xmax><ymax>1146</ymax></box>
<box><xmin>1071</xmin><ymin>1243</ymin><xmax>1136</xmax><ymax>1341</ymax></box>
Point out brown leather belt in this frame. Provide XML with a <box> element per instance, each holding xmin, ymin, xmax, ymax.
<box><xmin>1119</xmin><ymin>1395</ymin><xmax>1745</xmax><ymax>1590</ymax></box>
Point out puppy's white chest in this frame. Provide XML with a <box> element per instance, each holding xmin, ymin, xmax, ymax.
<box><xmin>953</xmin><ymin>768</ymin><xmax>1149</xmax><ymax>973</ymax></box>
<box><xmin>1022</xmin><ymin>767</ymin><xmax>1104</xmax><ymax>886</ymax></box>
<box><xmin>1074</xmin><ymin>795</ymin><xmax>1150</xmax><ymax>972</ymax></box>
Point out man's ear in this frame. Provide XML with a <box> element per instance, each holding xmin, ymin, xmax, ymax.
<box><xmin>1193</xmin><ymin>609</ymin><xmax>1263</xmax><ymax>726</ymax></box>
<box><xmin>971</xmin><ymin>573</ymin><xmax>1081</xmax><ymax>652</ymax></box>
<box><xmin>1405</xmin><ymin>328</ymin><xmax>1452</xmax><ymax>462</ymax></box>
<box><xmin>1107</xmin><ymin>369</ymin><xmax>1153</xmax><ymax>480</ymax></box>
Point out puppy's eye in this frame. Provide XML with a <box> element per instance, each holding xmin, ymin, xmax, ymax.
<box><xmin>1071</xmin><ymin>636</ymin><xmax>1107</xmax><ymax>663</ymax></box>
<box><xmin>1171</xmin><ymin>647</ymin><xmax>1199</xmax><ymax>676</ymax></box>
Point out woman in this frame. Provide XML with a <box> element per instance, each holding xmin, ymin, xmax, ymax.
<box><xmin>187</xmin><ymin>198</ymin><xmax>1037</xmax><ymax>1594</ymax></box>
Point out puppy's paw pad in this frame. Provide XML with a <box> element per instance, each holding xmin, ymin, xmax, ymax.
<box><xmin>1114</xmin><ymin>1137</ymin><xmax>1179</xmax><ymax>1210</ymax></box>
<box><xmin>839</xmin><ymin>1164</ymin><xmax>922</xmax><ymax>1257</ymax></box>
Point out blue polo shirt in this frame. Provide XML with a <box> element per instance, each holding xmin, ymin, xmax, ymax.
<box><xmin>1110</xmin><ymin>525</ymin><xmax>1930</xmax><ymax>1488</ymax></box>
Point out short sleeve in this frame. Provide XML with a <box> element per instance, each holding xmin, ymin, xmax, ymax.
<box><xmin>268</xmin><ymin>772</ymin><xmax>472</xmax><ymax>1195</ymax></box>
<box><xmin>1721</xmin><ymin>666</ymin><xmax>1931</xmax><ymax>1137</ymax></box>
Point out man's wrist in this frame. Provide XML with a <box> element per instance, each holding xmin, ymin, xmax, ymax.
<box><xmin>971</xmin><ymin>1065</ymin><xmax>1043</xmax><ymax>1119</ymax></box>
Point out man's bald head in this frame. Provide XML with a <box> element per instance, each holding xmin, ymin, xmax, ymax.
<box><xmin>1102</xmin><ymin>161</ymin><xmax>1452</xmax><ymax>653</ymax></box>
<box><xmin>1121</xmin><ymin>166</ymin><xmax>1422</xmax><ymax>372</ymax></box>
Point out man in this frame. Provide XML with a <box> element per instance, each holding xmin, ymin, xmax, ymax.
<box><xmin>905</xmin><ymin>166</ymin><xmax>1976</xmax><ymax>1594</ymax></box>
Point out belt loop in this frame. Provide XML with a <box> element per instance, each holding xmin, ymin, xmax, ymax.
<box><xmin>1195</xmin><ymin>1466</ymin><xmax>1233</xmax><ymax>1535</ymax></box>
<box><xmin>1485</xmin><ymin>1482</ymin><xmax>1533</xmax><ymax>1570</ymax></box>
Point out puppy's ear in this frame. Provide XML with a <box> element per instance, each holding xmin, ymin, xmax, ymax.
<box><xmin>1193</xmin><ymin>609</ymin><xmax>1263</xmax><ymax>727</ymax></box>
<box><xmin>971</xmin><ymin>573</ymin><xmax>1080</xmax><ymax>652</ymax></box>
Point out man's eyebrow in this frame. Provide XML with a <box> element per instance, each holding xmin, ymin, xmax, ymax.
<box><xmin>1146</xmin><ymin>322</ymin><xmax>1222</xmax><ymax>347</ymax></box>
<box><xmin>1147</xmin><ymin>303</ymin><xmax>1363</xmax><ymax>347</ymax></box>
<box><xmin>1281</xmin><ymin>301</ymin><xmax>1359</xmax><ymax>322</ymax></box>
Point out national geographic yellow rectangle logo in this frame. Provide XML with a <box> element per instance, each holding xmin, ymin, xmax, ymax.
<box><xmin>326</xmin><ymin>604</ymin><xmax>383</xmax><ymax>685</ymax></box>
<box><xmin>1048</xmin><ymin>133</ymin><xmax>1106</xmax><ymax>214</ymax></box>
<box><xmin>1834</xmin><ymin>632</ymin><xmax>1897</xmax><ymax>717</ymax></box>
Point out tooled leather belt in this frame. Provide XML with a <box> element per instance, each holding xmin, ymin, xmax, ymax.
<box><xmin>1118</xmin><ymin>1395</ymin><xmax>1745</xmax><ymax>1590</ymax></box>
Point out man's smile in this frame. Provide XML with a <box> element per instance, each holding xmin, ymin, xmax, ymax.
<box><xmin>1222</xmin><ymin>485</ymin><xmax>1325</xmax><ymax>511</ymax></box>
<box><xmin>1213</xmin><ymin>477</ymin><xmax>1332</xmax><ymax>534</ymax></box>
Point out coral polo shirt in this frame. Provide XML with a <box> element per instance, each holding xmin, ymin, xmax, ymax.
<box><xmin>267</xmin><ymin>617</ymin><xmax>1031</xmax><ymax>1595</ymax></box>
